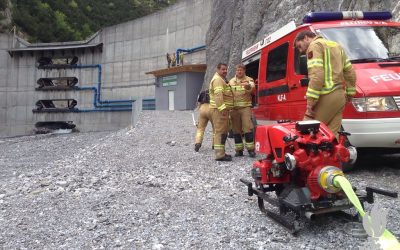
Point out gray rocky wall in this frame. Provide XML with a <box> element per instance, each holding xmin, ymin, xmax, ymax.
<box><xmin>204</xmin><ymin>0</ymin><xmax>400</xmax><ymax>86</ymax></box>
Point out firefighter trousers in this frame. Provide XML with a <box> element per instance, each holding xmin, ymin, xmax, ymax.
<box><xmin>230</xmin><ymin>107</ymin><xmax>255</xmax><ymax>152</ymax></box>
<box><xmin>305</xmin><ymin>88</ymin><xmax>346</xmax><ymax>137</ymax></box>
<box><xmin>210</xmin><ymin>108</ymin><xmax>230</xmax><ymax>159</ymax></box>
<box><xmin>195</xmin><ymin>103</ymin><xmax>214</xmax><ymax>145</ymax></box>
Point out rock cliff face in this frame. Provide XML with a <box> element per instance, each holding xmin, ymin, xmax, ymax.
<box><xmin>204</xmin><ymin>0</ymin><xmax>400</xmax><ymax>86</ymax></box>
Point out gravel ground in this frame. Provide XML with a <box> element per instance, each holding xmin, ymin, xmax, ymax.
<box><xmin>0</xmin><ymin>111</ymin><xmax>399</xmax><ymax>249</ymax></box>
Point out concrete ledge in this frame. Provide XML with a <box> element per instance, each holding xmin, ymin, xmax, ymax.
<box><xmin>146</xmin><ymin>64</ymin><xmax>206</xmax><ymax>77</ymax></box>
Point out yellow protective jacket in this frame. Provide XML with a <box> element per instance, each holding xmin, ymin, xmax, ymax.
<box><xmin>209</xmin><ymin>73</ymin><xmax>234</xmax><ymax>111</ymax></box>
<box><xmin>306</xmin><ymin>36</ymin><xmax>356</xmax><ymax>101</ymax></box>
<box><xmin>228</xmin><ymin>75</ymin><xmax>255</xmax><ymax>108</ymax></box>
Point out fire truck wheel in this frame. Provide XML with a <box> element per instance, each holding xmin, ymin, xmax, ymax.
<box><xmin>275</xmin><ymin>184</ymin><xmax>285</xmax><ymax>196</ymax></box>
<box><xmin>341</xmin><ymin>161</ymin><xmax>356</xmax><ymax>172</ymax></box>
<box><xmin>342</xmin><ymin>136</ymin><xmax>357</xmax><ymax>172</ymax></box>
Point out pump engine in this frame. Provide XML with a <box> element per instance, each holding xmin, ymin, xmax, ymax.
<box><xmin>241</xmin><ymin>120</ymin><xmax>397</xmax><ymax>233</ymax></box>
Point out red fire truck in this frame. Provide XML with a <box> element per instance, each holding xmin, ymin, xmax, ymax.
<box><xmin>242</xmin><ymin>11</ymin><xmax>400</xmax><ymax>163</ymax></box>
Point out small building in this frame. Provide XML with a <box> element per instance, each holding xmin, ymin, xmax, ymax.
<box><xmin>146</xmin><ymin>64</ymin><xmax>206</xmax><ymax>110</ymax></box>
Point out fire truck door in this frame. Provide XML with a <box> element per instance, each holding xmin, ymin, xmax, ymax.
<box><xmin>257</xmin><ymin>42</ymin><xmax>290</xmax><ymax>120</ymax></box>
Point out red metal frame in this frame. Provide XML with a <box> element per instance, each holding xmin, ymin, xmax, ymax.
<box><xmin>252</xmin><ymin>20</ymin><xmax>400</xmax><ymax>123</ymax></box>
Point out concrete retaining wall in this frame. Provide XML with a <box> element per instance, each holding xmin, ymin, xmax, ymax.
<box><xmin>0</xmin><ymin>0</ymin><xmax>212</xmax><ymax>137</ymax></box>
<box><xmin>98</xmin><ymin>0</ymin><xmax>211</xmax><ymax>100</ymax></box>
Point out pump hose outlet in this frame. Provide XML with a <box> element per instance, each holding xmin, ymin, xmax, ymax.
<box><xmin>318</xmin><ymin>166</ymin><xmax>344</xmax><ymax>193</ymax></box>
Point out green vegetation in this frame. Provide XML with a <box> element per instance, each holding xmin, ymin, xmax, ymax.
<box><xmin>0</xmin><ymin>0</ymin><xmax>7</xmax><ymax>10</ymax></box>
<box><xmin>11</xmin><ymin>0</ymin><xmax>177</xmax><ymax>43</ymax></box>
<box><xmin>0</xmin><ymin>0</ymin><xmax>8</xmax><ymax>22</ymax></box>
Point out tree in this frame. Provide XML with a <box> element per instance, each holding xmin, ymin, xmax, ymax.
<box><xmin>11</xmin><ymin>0</ymin><xmax>177</xmax><ymax>42</ymax></box>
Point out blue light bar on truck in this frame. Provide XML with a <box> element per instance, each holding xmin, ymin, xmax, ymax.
<box><xmin>303</xmin><ymin>11</ymin><xmax>392</xmax><ymax>23</ymax></box>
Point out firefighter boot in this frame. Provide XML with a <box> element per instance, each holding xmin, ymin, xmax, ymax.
<box><xmin>235</xmin><ymin>151</ymin><xmax>244</xmax><ymax>157</ymax></box>
<box><xmin>216</xmin><ymin>154</ymin><xmax>232</xmax><ymax>161</ymax></box>
<box><xmin>233</xmin><ymin>133</ymin><xmax>244</xmax><ymax>157</ymax></box>
<box><xmin>248</xmin><ymin>150</ymin><xmax>256</xmax><ymax>158</ymax></box>
<box><xmin>244</xmin><ymin>132</ymin><xmax>255</xmax><ymax>158</ymax></box>
<box><xmin>194</xmin><ymin>143</ymin><xmax>201</xmax><ymax>152</ymax></box>
<box><xmin>215</xmin><ymin>134</ymin><xmax>232</xmax><ymax>161</ymax></box>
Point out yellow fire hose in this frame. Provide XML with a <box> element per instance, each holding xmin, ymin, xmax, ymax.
<box><xmin>333</xmin><ymin>176</ymin><xmax>400</xmax><ymax>250</ymax></box>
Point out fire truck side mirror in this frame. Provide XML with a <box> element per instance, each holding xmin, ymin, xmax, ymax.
<box><xmin>299</xmin><ymin>55</ymin><xmax>308</xmax><ymax>75</ymax></box>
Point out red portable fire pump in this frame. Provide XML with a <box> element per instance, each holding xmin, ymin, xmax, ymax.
<box><xmin>240</xmin><ymin>120</ymin><xmax>398</xmax><ymax>234</ymax></box>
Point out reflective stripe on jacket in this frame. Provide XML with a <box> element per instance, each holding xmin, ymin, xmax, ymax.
<box><xmin>306</xmin><ymin>36</ymin><xmax>356</xmax><ymax>100</ymax></box>
<box><xmin>209</xmin><ymin>73</ymin><xmax>234</xmax><ymax>111</ymax></box>
<box><xmin>228</xmin><ymin>75</ymin><xmax>255</xmax><ymax>108</ymax></box>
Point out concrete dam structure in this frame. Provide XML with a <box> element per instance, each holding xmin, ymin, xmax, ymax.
<box><xmin>0</xmin><ymin>0</ymin><xmax>211</xmax><ymax>137</ymax></box>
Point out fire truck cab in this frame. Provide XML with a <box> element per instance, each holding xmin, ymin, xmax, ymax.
<box><xmin>242</xmin><ymin>11</ymin><xmax>400</xmax><ymax>151</ymax></box>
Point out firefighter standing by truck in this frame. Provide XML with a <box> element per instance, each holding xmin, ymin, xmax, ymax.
<box><xmin>294</xmin><ymin>30</ymin><xmax>356</xmax><ymax>137</ymax></box>
<box><xmin>229</xmin><ymin>64</ymin><xmax>256</xmax><ymax>157</ymax></box>
<box><xmin>194</xmin><ymin>89</ymin><xmax>213</xmax><ymax>152</ymax></box>
<box><xmin>209</xmin><ymin>63</ymin><xmax>234</xmax><ymax>161</ymax></box>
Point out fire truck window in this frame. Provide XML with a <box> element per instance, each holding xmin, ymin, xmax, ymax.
<box><xmin>266</xmin><ymin>43</ymin><xmax>288</xmax><ymax>82</ymax></box>
<box><xmin>294</xmin><ymin>48</ymin><xmax>301</xmax><ymax>74</ymax></box>
<box><xmin>319</xmin><ymin>26</ymin><xmax>400</xmax><ymax>60</ymax></box>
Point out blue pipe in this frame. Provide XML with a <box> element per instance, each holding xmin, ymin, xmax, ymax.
<box><xmin>72</xmin><ymin>64</ymin><xmax>134</xmax><ymax>110</ymax></box>
<box><xmin>75</xmin><ymin>86</ymin><xmax>133</xmax><ymax>108</ymax></box>
<box><xmin>34</xmin><ymin>65</ymin><xmax>133</xmax><ymax>113</ymax></box>
<box><xmin>176</xmin><ymin>45</ymin><xmax>206</xmax><ymax>65</ymax></box>
<box><xmin>73</xmin><ymin>108</ymin><xmax>132</xmax><ymax>112</ymax></box>
<box><xmin>72</xmin><ymin>64</ymin><xmax>133</xmax><ymax>104</ymax></box>
<box><xmin>75</xmin><ymin>86</ymin><xmax>97</xmax><ymax>107</ymax></box>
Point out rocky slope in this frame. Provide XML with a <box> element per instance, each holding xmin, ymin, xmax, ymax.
<box><xmin>0</xmin><ymin>111</ymin><xmax>399</xmax><ymax>249</ymax></box>
<box><xmin>204</xmin><ymin>0</ymin><xmax>400</xmax><ymax>85</ymax></box>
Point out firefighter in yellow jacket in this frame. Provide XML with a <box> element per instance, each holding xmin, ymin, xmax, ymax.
<box><xmin>209</xmin><ymin>63</ymin><xmax>234</xmax><ymax>161</ymax></box>
<box><xmin>229</xmin><ymin>64</ymin><xmax>256</xmax><ymax>157</ymax></box>
<box><xmin>294</xmin><ymin>31</ymin><xmax>356</xmax><ymax>137</ymax></box>
<box><xmin>194</xmin><ymin>89</ymin><xmax>213</xmax><ymax>152</ymax></box>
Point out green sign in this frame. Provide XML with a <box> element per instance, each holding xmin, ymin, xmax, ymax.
<box><xmin>162</xmin><ymin>75</ymin><xmax>177</xmax><ymax>87</ymax></box>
